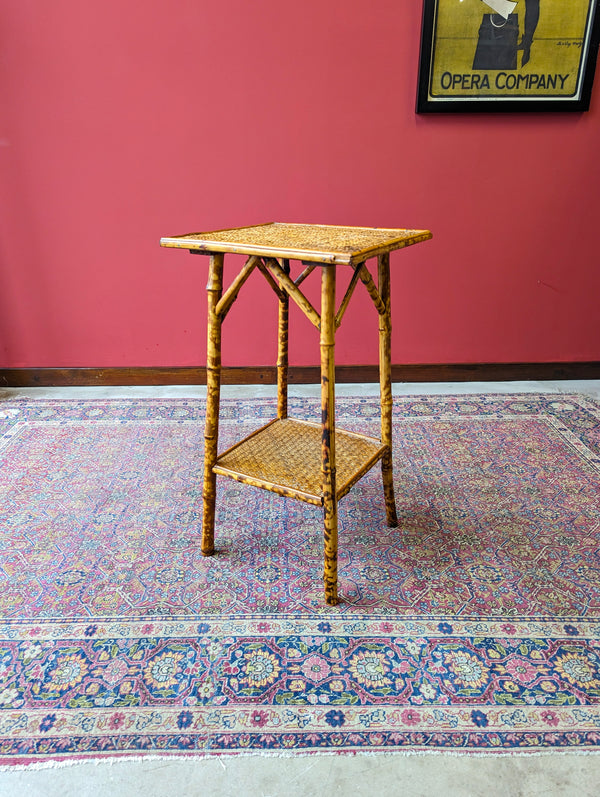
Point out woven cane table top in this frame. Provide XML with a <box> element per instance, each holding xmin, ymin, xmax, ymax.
<box><xmin>160</xmin><ymin>222</ymin><xmax>432</xmax><ymax>265</ymax></box>
<box><xmin>213</xmin><ymin>418</ymin><xmax>387</xmax><ymax>505</ymax></box>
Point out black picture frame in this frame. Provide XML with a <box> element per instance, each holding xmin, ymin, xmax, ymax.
<box><xmin>416</xmin><ymin>0</ymin><xmax>600</xmax><ymax>112</ymax></box>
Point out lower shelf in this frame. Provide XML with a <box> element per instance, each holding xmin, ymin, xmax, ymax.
<box><xmin>213</xmin><ymin>417</ymin><xmax>387</xmax><ymax>505</ymax></box>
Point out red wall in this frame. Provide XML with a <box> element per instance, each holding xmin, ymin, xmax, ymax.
<box><xmin>1</xmin><ymin>0</ymin><xmax>599</xmax><ymax>369</ymax></box>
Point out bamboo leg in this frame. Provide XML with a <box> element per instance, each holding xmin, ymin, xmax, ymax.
<box><xmin>202</xmin><ymin>253</ymin><xmax>225</xmax><ymax>555</ymax></box>
<box><xmin>378</xmin><ymin>253</ymin><xmax>399</xmax><ymax>528</ymax></box>
<box><xmin>277</xmin><ymin>260</ymin><xmax>290</xmax><ymax>420</ymax></box>
<box><xmin>320</xmin><ymin>265</ymin><xmax>339</xmax><ymax>605</ymax></box>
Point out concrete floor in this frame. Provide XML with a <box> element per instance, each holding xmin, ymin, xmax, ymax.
<box><xmin>1</xmin><ymin>380</ymin><xmax>599</xmax><ymax>796</ymax></box>
<box><xmin>2</xmin><ymin>751</ymin><xmax>600</xmax><ymax>797</ymax></box>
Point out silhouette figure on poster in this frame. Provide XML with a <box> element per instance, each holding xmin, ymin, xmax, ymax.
<box><xmin>519</xmin><ymin>0</ymin><xmax>540</xmax><ymax>66</ymax></box>
<box><xmin>472</xmin><ymin>0</ymin><xmax>540</xmax><ymax>70</ymax></box>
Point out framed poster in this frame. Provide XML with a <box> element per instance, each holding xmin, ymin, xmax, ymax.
<box><xmin>416</xmin><ymin>0</ymin><xmax>600</xmax><ymax>111</ymax></box>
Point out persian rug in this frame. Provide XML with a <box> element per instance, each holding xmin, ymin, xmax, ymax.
<box><xmin>0</xmin><ymin>392</ymin><xmax>599</xmax><ymax>765</ymax></box>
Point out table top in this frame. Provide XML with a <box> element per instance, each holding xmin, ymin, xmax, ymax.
<box><xmin>160</xmin><ymin>222</ymin><xmax>432</xmax><ymax>265</ymax></box>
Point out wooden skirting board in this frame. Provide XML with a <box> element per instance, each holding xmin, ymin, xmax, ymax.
<box><xmin>1</xmin><ymin>363</ymin><xmax>600</xmax><ymax>387</ymax></box>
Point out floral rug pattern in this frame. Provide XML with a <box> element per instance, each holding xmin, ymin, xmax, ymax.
<box><xmin>0</xmin><ymin>394</ymin><xmax>599</xmax><ymax>762</ymax></box>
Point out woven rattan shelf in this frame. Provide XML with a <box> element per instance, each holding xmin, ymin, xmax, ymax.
<box><xmin>214</xmin><ymin>418</ymin><xmax>386</xmax><ymax>505</ymax></box>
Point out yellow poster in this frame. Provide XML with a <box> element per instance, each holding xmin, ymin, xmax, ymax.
<box><xmin>417</xmin><ymin>0</ymin><xmax>600</xmax><ymax>108</ymax></box>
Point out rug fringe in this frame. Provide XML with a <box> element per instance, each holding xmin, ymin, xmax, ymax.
<box><xmin>2</xmin><ymin>746</ymin><xmax>600</xmax><ymax>771</ymax></box>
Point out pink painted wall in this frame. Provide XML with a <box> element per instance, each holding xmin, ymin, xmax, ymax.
<box><xmin>1</xmin><ymin>0</ymin><xmax>599</xmax><ymax>369</ymax></box>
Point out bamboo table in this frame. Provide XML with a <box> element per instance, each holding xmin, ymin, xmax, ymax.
<box><xmin>160</xmin><ymin>223</ymin><xmax>432</xmax><ymax>605</ymax></box>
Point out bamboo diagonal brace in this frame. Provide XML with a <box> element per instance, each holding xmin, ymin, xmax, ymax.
<box><xmin>295</xmin><ymin>263</ymin><xmax>316</xmax><ymax>286</ymax></box>
<box><xmin>334</xmin><ymin>264</ymin><xmax>363</xmax><ymax>329</ymax></box>
<box><xmin>256</xmin><ymin>258</ymin><xmax>285</xmax><ymax>300</ymax></box>
<box><xmin>265</xmin><ymin>258</ymin><xmax>321</xmax><ymax>329</ymax></box>
<box><xmin>215</xmin><ymin>256</ymin><xmax>260</xmax><ymax>319</ymax></box>
<box><xmin>358</xmin><ymin>264</ymin><xmax>386</xmax><ymax>315</ymax></box>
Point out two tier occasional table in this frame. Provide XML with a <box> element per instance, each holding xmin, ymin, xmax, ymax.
<box><xmin>160</xmin><ymin>223</ymin><xmax>432</xmax><ymax>605</ymax></box>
